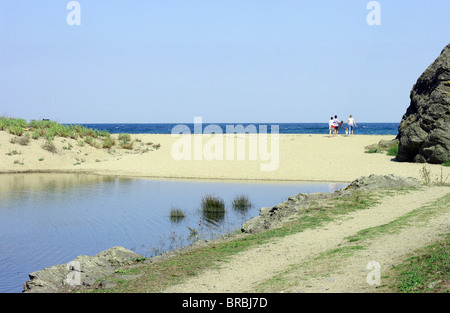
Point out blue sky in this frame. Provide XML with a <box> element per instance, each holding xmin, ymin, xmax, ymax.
<box><xmin>0</xmin><ymin>0</ymin><xmax>449</xmax><ymax>123</ymax></box>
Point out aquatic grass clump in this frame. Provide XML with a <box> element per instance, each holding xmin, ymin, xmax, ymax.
<box><xmin>169</xmin><ymin>207</ymin><xmax>186</xmax><ymax>223</ymax></box>
<box><xmin>201</xmin><ymin>195</ymin><xmax>225</xmax><ymax>213</ymax></box>
<box><xmin>201</xmin><ymin>195</ymin><xmax>226</xmax><ymax>223</ymax></box>
<box><xmin>232</xmin><ymin>194</ymin><xmax>253</xmax><ymax>211</ymax></box>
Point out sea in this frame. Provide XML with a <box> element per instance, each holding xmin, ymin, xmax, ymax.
<box><xmin>71</xmin><ymin>122</ymin><xmax>399</xmax><ymax>136</ymax></box>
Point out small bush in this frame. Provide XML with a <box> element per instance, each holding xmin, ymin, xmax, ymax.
<box><xmin>118</xmin><ymin>133</ymin><xmax>131</xmax><ymax>142</ymax></box>
<box><xmin>84</xmin><ymin>136</ymin><xmax>94</xmax><ymax>146</ymax></box>
<box><xmin>8</xmin><ymin>125</ymin><xmax>25</xmax><ymax>136</ymax></box>
<box><xmin>443</xmin><ymin>159</ymin><xmax>450</xmax><ymax>167</ymax></box>
<box><xmin>31</xmin><ymin>131</ymin><xmax>40</xmax><ymax>140</ymax></box>
<box><xmin>42</xmin><ymin>140</ymin><xmax>57</xmax><ymax>153</ymax></box>
<box><xmin>17</xmin><ymin>135</ymin><xmax>30</xmax><ymax>146</ymax></box>
<box><xmin>419</xmin><ymin>165</ymin><xmax>432</xmax><ymax>184</ymax></box>
<box><xmin>120</xmin><ymin>141</ymin><xmax>133</xmax><ymax>150</ymax></box>
<box><xmin>102</xmin><ymin>136</ymin><xmax>116</xmax><ymax>149</ymax></box>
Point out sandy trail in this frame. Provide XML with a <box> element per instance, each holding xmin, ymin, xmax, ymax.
<box><xmin>163</xmin><ymin>186</ymin><xmax>450</xmax><ymax>293</ymax></box>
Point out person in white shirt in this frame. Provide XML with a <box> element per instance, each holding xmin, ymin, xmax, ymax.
<box><xmin>334</xmin><ymin>115</ymin><xmax>341</xmax><ymax>134</ymax></box>
<box><xmin>347</xmin><ymin>115</ymin><xmax>357</xmax><ymax>136</ymax></box>
<box><xmin>328</xmin><ymin>117</ymin><xmax>336</xmax><ymax>137</ymax></box>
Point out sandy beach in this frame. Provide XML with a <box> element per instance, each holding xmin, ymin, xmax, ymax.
<box><xmin>1</xmin><ymin>131</ymin><xmax>448</xmax><ymax>183</ymax></box>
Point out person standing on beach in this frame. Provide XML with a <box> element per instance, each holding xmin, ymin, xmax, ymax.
<box><xmin>334</xmin><ymin>115</ymin><xmax>341</xmax><ymax>135</ymax></box>
<box><xmin>347</xmin><ymin>115</ymin><xmax>357</xmax><ymax>136</ymax></box>
<box><xmin>328</xmin><ymin>117</ymin><xmax>335</xmax><ymax>137</ymax></box>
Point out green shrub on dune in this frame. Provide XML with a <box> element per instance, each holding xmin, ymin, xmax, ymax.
<box><xmin>0</xmin><ymin>116</ymin><xmax>118</xmax><ymax>150</ymax></box>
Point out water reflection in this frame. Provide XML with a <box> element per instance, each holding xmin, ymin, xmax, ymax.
<box><xmin>0</xmin><ymin>173</ymin><xmax>346</xmax><ymax>293</ymax></box>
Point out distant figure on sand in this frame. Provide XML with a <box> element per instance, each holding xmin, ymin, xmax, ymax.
<box><xmin>328</xmin><ymin>117</ymin><xmax>336</xmax><ymax>137</ymax></box>
<box><xmin>347</xmin><ymin>115</ymin><xmax>357</xmax><ymax>136</ymax></box>
<box><xmin>334</xmin><ymin>115</ymin><xmax>343</xmax><ymax>135</ymax></box>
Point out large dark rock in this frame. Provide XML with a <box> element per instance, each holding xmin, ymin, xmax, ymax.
<box><xmin>397</xmin><ymin>43</ymin><xmax>450</xmax><ymax>164</ymax></box>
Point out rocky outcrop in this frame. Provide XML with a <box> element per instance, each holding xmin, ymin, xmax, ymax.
<box><xmin>23</xmin><ymin>246</ymin><xmax>144</xmax><ymax>293</ymax></box>
<box><xmin>241</xmin><ymin>174</ymin><xmax>422</xmax><ymax>234</ymax></box>
<box><xmin>343</xmin><ymin>174</ymin><xmax>421</xmax><ymax>191</ymax></box>
<box><xmin>397</xmin><ymin>43</ymin><xmax>450</xmax><ymax>164</ymax></box>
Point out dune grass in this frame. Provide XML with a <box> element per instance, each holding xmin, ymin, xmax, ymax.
<box><xmin>0</xmin><ymin>116</ymin><xmax>127</xmax><ymax>150</ymax></box>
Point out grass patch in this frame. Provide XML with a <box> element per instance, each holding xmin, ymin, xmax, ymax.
<box><xmin>345</xmin><ymin>193</ymin><xmax>450</xmax><ymax>244</ymax></box>
<box><xmin>392</xmin><ymin>234</ymin><xmax>449</xmax><ymax>293</ymax></box>
<box><xmin>387</xmin><ymin>143</ymin><xmax>399</xmax><ymax>156</ymax></box>
<box><xmin>443</xmin><ymin>159</ymin><xmax>450</xmax><ymax>167</ymax></box>
<box><xmin>365</xmin><ymin>139</ymin><xmax>399</xmax><ymax>157</ymax></box>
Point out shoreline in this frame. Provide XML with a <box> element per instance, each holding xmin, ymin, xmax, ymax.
<box><xmin>0</xmin><ymin>169</ymin><xmax>351</xmax><ymax>184</ymax></box>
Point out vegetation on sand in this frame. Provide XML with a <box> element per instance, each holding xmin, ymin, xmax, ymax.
<box><xmin>0</xmin><ymin>116</ymin><xmax>139</xmax><ymax>151</ymax></box>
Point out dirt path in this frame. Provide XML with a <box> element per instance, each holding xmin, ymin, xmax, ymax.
<box><xmin>163</xmin><ymin>186</ymin><xmax>450</xmax><ymax>293</ymax></box>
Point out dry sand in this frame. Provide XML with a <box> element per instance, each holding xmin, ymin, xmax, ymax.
<box><xmin>1</xmin><ymin>132</ymin><xmax>449</xmax><ymax>183</ymax></box>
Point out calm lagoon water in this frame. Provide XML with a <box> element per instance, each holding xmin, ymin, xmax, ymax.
<box><xmin>0</xmin><ymin>173</ymin><xmax>346</xmax><ymax>293</ymax></box>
